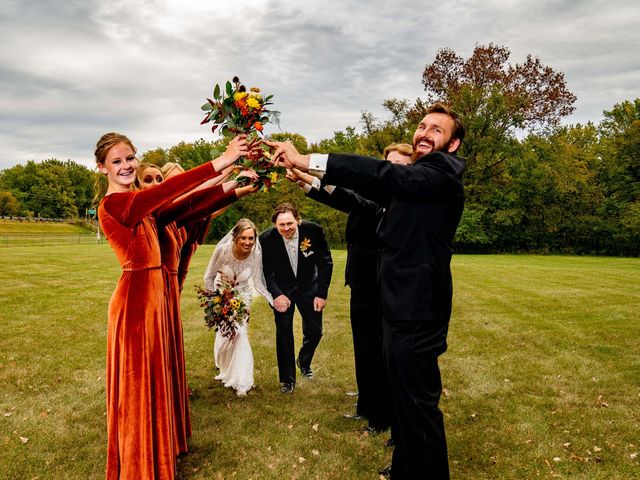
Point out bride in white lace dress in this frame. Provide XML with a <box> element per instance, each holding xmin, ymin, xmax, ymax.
<box><xmin>204</xmin><ymin>218</ymin><xmax>273</xmax><ymax>397</ymax></box>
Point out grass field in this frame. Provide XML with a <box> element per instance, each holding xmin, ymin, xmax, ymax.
<box><xmin>0</xmin><ymin>246</ymin><xmax>638</xmax><ymax>479</ymax></box>
<box><xmin>0</xmin><ymin>219</ymin><xmax>96</xmax><ymax>247</ymax></box>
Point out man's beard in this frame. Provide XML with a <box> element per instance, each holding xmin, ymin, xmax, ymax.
<box><xmin>411</xmin><ymin>136</ymin><xmax>453</xmax><ymax>161</ymax></box>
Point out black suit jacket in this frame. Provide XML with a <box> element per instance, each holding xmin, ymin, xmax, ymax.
<box><xmin>259</xmin><ymin>220</ymin><xmax>333</xmax><ymax>300</ymax></box>
<box><xmin>323</xmin><ymin>151</ymin><xmax>465</xmax><ymax>354</ymax></box>
<box><xmin>306</xmin><ymin>187</ymin><xmax>381</xmax><ymax>290</ymax></box>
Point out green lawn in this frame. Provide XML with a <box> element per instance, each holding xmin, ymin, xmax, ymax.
<box><xmin>0</xmin><ymin>247</ymin><xmax>638</xmax><ymax>479</ymax></box>
<box><xmin>0</xmin><ymin>219</ymin><xmax>96</xmax><ymax>247</ymax></box>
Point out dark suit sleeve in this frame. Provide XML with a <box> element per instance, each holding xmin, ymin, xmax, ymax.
<box><xmin>323</xmin><ymin>152</ymin><xmax>464</xmax><ymax>203</ymax></box>
<box><xmin>307</xmin><ymin>186</ymin><xmax>382</xmax><ymax>216</ymax></box>
<box><xmin>259</xmin><ymin>231</ymin><xmax>284</xmax><ymax>298</ymax></box>
<box><xmin>309</xmin><ymin>223</ymin><xmax>333</xmax><ymax>299</ymax></box>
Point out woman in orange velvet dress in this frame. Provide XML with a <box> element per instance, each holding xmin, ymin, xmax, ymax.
<box><xmin>135</xmin><ymin>162</ymin><xmax>256</xmax><ymax>455</ymax></box>
<box><xmin>95</xmin><ymin>132</ymin><xmax>248</xmax><ymax>480</ymax></box>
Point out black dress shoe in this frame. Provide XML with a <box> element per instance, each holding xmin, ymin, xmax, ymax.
<box><xmin>363</xmin><ymin>426</ymin><xmax>384</xmax><ymax>435</ymax></box>
<box><xmin>280</xmin><ymin>383</ymin><xmax>295</xmax><ymax>394</ymax></box>
<box><xmin>296</xmin><ymin>358</ymin><xmax>314</xmax><ymax>379</ymax></box>
<box><xmin>342</xmin><ymin>413</ymin><xmax>364</xmax><ymax>420</ymax></box>
<box><xmin>378</xmin><ymin>464</ymin><xmax>392</xmax><ymax>478</ymax></box>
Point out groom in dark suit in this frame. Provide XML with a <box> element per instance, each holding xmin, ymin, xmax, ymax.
<box><xmin>266</xmin><ymin>103</ymin><xmax>466</xmax><ymax>479</ymax></box>
<box><xmin>259</xmin><ymin>203</ymin><xmax>333</xmax><ymax>394</ymax></box>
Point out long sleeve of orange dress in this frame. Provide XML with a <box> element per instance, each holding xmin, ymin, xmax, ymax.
<box><xmin>177</xmin><ymin>217</ymin><xmax>213</xmax><ymax>291</ymax></box>
<box><xmin>154</xmin><ymin>185</ymin><xmax>238</xmax><ymax>454</ymax></box>
<box><xmin>98</xmin><ymin>161</ymin><xmax>218</xmax><ymax>480</ymax></box>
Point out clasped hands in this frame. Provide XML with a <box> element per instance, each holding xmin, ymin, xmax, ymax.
<box><xmin>273</xmin><ymin>294</ymin><xmax>326</xmax><ymax>313</ymax></box>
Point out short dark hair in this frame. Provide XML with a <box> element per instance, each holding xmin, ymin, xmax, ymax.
<box><xmin>426</xmin><ymin>102</ymin><xmax>465</xmax><ymax>148</ymax></box>
<box><xmin>271</xmin><ymin>202</ymin><xmax>300</xmax><ymax>223</ymax></box>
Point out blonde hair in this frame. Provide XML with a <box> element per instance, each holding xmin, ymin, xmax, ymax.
<box><xmin>231</xmin><ymin>218</ymin><xmax>258</xmax><ymax>242</ymax></box>
<box><xmin>161</xmin><ymin>162</ymin><xmax>184</xmax><ymax>179</ymax></box>
<box><xmin>134</xmin><ymin>162</ymin><xmax>163</xmax><ymax>190</ymax></box>
<box><xmin>383</xmin><ymin>143</ymin><xmax>413</xmax><ymax>160</ymax></box>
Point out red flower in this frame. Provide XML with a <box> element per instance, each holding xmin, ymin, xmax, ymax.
<box><xmin>254</xmin><ymin>121</ymin><xmax>263</xmax><ymax>132</ymax></box>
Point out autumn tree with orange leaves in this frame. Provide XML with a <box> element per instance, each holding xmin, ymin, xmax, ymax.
<box><xmin>419</xmin><ymin>44</ymin><xmax>576</xmax><ymax>181</ymax></box>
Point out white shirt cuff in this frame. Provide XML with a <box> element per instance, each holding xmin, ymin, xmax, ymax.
<box><xmin>299</xmin><ymin>181</ymin><xmax>312</xmax><ymax>193</ymax></box>
<box><xmin>309</xmin><ymin>154</ymin><xmax>328</xmax><ymax>179</ymax></box>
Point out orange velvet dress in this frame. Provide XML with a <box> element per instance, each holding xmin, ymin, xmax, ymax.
<box><xmin>98</xmin><ymin>161</ymin><xmax>218</xmax><ymax>480</ymax></box>
<box><xmin>177</xmin><ymin>216</ymin><xmax>213</xmax><ymax>292</ymax></box>
<box><xmin>156</xmin><ymin>187</ymin><xmax>237</xmax><ymax>454</ymax></box>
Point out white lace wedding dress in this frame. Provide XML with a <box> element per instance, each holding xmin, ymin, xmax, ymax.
<box><xmin>204</xmin><ymin>237</ymin><xmax>272</xmax><ymax>397</ymax></box>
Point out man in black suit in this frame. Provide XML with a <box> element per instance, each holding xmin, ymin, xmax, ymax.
<box><xmin>266</xmin><ymin>103</ymin><xmax>465</xmax><ymax>479</ymax></box>
<box><xmin>288</xmin><ymin>143</ymin><xmax>413</xmax><ymax>434</ymax></box>
<box><xmin>259</xmin><ymin>203</ymin><xmax>333</xmax><ymax>394</ymax></box>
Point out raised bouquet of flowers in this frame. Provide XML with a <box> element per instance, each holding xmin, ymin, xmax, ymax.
<box><xmin>195</xmin><ymin>273</ymin><xmax>248</xmax><ymax>342</ymax></box>
<box><xmin>200</xmin><ymin>76</ymin><xmax>285</xmax><ymax>191</ymax></box>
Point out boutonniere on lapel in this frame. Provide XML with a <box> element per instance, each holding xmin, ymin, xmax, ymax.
<box><xmin>300</xmin><ymin>237</ymin><xmax>314</xmax><ymax>257</ymax></box>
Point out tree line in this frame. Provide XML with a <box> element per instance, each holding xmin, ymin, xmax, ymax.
<box><xmin>1</xmin><ymin>44</ymin><xmax>638</xmax><ymax>255</ymax></box>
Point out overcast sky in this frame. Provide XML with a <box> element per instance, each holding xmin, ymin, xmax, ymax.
<box><xmin>1</xmin><ymin>0</ymin><xmax>639</xmax><ymax>170</ymax></box>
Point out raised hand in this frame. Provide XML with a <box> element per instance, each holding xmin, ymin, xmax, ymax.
<box><xmin>223</xmin><ymin>134</ymin><xmax>249</xmax><ymax>163</ymax></box>
<box><xmin>285</xmin><ymin>168</ymin><xmax>299</xmax><ymax>182</ymax></box>
<box><xmin>212</xmin><ymin>135</ymin><xmax>249</xmax><ymax>172</ymax></box>
<box><xmin>262</xmin><ymin>139</ymin><xmax>310</xmax><ymax>171</ymax></box>
<box><xmin>235</xmin><ymin>168</ymin><xmax>259</xmax><ymax>184</ymax></box>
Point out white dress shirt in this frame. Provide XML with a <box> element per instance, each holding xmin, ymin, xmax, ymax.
<box><xmin>282</xmin><ymin>230</ymin><xmax>299</xmax><ymax>276</ymax></box>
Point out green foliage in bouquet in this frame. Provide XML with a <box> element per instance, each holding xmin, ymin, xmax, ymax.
<box><xmin>200</xmin><ymin>76</ymin><xmax>284</xmax><ymax>191</ymax></box>
<box><xmin>195</xmin><ymin>274</ymin><xmax>248</xmax><ymax>342</ymax></box>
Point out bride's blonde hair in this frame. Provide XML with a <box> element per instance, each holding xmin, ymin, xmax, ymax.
<box><xmin>231</xmin><ymin>218</ymin><xmax>257</xmax><ymax>243</ymax></box>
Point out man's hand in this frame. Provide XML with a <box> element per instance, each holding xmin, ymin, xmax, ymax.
<box><xmin>263</xmin><ymin>140</ymin><xmax>311</xmax><ymax>171</ymax></box>
<box><xmin>313</xmin><ymin>297</ymin><xmax>326</xmax><ymax>312</ymax></box>
<box><xmin>273</xmin><ymin>294</ymin><xmax>291</xmax><ymax>313</ymax></box>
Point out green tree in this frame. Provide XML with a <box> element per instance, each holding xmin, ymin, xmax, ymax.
<box><xmin>0</xmin><ymin>159</ymin><xmax>81</xmax><ymax>218</ymax></box>
<box><xmin>0</xmin><ymin>191</ymin><xmax>20</xmax><ymax>216</ymax></box>
<box><xmin>313</xmin><ymin>126</ymin><xmax>362</xmax><ymax>154</ymax></box>
<box><xmin>595</xmin><ymin>100</ymin><xmax>640</xmax><ymax>255</ymax></box>
<box><xmin>419</xmin><ymin>43</ymin><xmax>576</xmax><ymax>206</ymax></box>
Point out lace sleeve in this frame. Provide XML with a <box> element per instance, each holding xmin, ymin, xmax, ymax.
<box><xmin>203</xmin><ymin>242</ymin><xmax>228</xmax><ymax>291</ymax></box>
<box><xmin>250</xmin><ymin>240</ymin><xmax>274</xmax><ymax>306</ymax></box>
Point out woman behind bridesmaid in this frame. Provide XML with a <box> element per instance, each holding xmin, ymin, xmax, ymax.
<box><xmin>96</xmin><ymin>132</ymin><xmax>248</xmax><ymax>480</ymax></box>
<box><xmin>134</xmin><ymin>160</ymin><xmax>256</xmax><ymax>455</ymax></box>
<box><xmin>160</xmin><ymin>162</ymin><xmax>235</xmax><ymax>293</ymax></box>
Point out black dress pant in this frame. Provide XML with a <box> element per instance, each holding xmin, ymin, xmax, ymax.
<box><xmin>383</xmin><ymin>319</ymin><xmax>449</xmax><ymax>480</ymax></box>
<box><xmin>273</xmin><ymin>289</ymin><xmax>323</xmax><ymax>384</ymax></box>
<box><xmin>350</xmin><ymin>286</ymin><xmax>392</xmax><ymax>430</ymax></box>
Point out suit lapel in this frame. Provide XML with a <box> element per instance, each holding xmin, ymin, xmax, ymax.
<box><xmin>274</xmin><ymin>228</ymin><xmax>296</xmax><ymax>278</ymax></box>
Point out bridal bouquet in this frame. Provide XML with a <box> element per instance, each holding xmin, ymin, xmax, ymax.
<box><xmin>200</xmin><ymin>76</ymin><xmax>285</xmax><ymax>191</ymax></box>
<box><xmin>196</xmin><ymin>273</ymin><xmax>248</xmax><ymax>342</ymax></box>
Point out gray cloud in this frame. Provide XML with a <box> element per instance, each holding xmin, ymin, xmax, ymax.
<box><xmin>1</xmin><ymin>0</ymin><xmax>639</xmax><ymax>169</ymax></box>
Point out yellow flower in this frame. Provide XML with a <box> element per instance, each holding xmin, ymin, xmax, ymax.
<box><xmin>300</xmin><ymin>237</ymin><xmax>312</xmax><ymax>252</ymax></box>
<box><xmin>250</xmin><ymin>87</ymin><xmax>261</xmax><ymax>93</ymax></box>
<box><xmin>233</xmin><ymin>91</ymin><xmax>248</xmax><ymax>101</ymax></box>
<box><xmin>269</xmin><ymin>171</ymin><xmax>279</xmax><ymax>183</ymax></box>
<box><xmin>213</xmin><ymin>296</ymin><xmax>222</xmax><ymax>304</ymax></box>
<box><xmin>230</xmin><ymin>299</ymin><xmax>240</xmax><ymax>309</ymax></box>
<box><xmin>246</xmin><ymin>97</ymin><xmax>261</xmax><ymax>110</ymax></box>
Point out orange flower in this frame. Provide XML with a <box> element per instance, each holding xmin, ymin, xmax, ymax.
<box><xmin>254</xmin><ymin>121</ymin><xmax>263</xmax><ymax>131</ymax></box>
